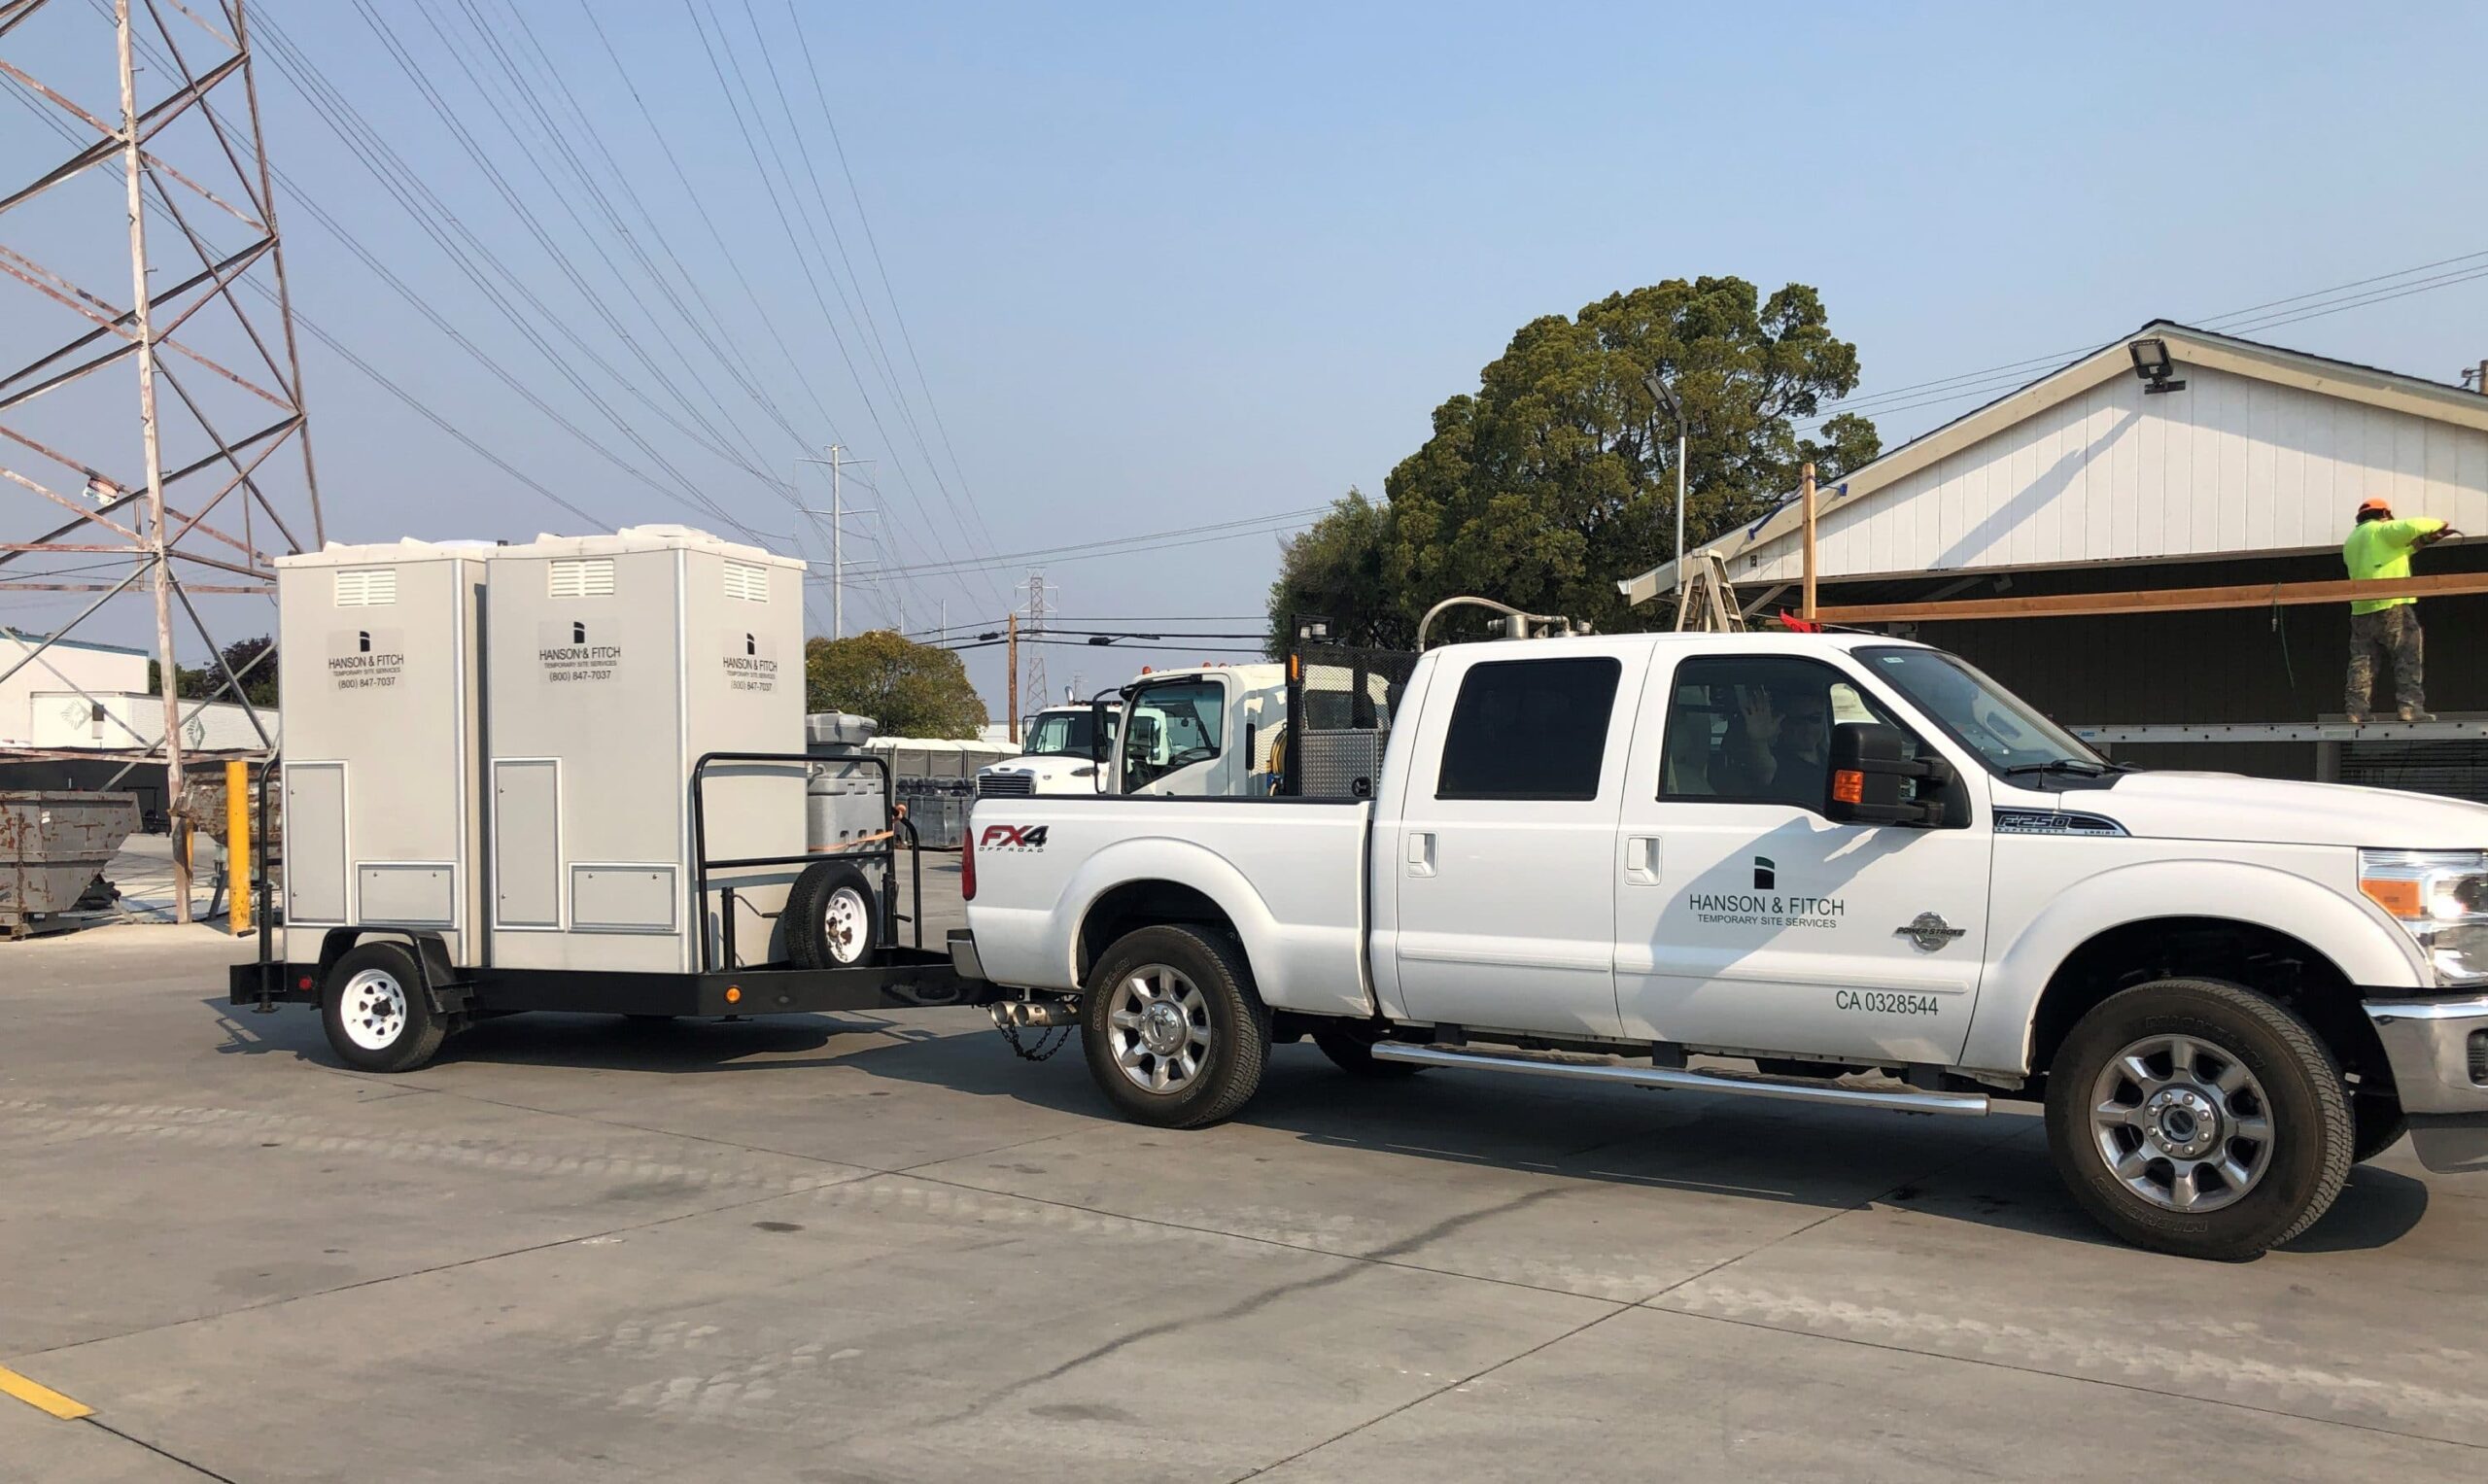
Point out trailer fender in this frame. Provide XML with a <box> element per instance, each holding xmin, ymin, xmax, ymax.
<box><xmin>313</xmin><ymin>928</ymin><xmax>469</xmax><ymax>1017</ymax></box>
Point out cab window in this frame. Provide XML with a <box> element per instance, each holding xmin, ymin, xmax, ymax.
<box><xmin>1658</xmin><ymin>655</ymin><xmax>1900</xmax><ymax>811</ymax></box>
<box><xmin>1122</xmin><ymin>678</ymin><xmax>1225</xmax><ymax>791</ymax></box>
<box><xmin>1435</xmin><ymin>656</ymin><xmax>1621</xmax><ymax>802</ymax></box>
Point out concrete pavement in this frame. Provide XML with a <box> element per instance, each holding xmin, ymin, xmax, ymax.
<box><xmin>3</xmin><ymin>855</ymin><xmax>2484</xmax><ymax>1480</ymax></box>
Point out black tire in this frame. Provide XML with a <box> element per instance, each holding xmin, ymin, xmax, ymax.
<box><xmin>1080</xmin><ymin>924</ymin><xmax>1270</xmax><ymax>1128</ymax></box>
<box><xmin>785</xmin><ymin>861</ymin><xmax>880</xmax><ymax>969</ymax></box>
<box><xmin>321</xmin><ymin>940</ymin><xmax>450</xmax><ymax>1073</ymax></box>
<box><xmin>1311</xmin><ymin>1021</ymin><xmax>1422</xmax><ymax>1079</ymax></box>
<box><xmin>2044</xmin><ymin>977</ymin><xmax>2352</xmax><ymax>1260</ymax></box>
<box><xmin>2351</xmin><ymin>1092</ymin><xmax>2408</xmax><ymax>1163</ymax></box>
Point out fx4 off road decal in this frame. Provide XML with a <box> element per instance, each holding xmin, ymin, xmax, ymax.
<box><xmin>979</xmin><ymin>824</ymin><xmax>1050</xmax><ymax>851</ymax></box>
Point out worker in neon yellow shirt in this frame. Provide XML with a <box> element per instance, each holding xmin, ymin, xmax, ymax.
<box><xmin>2343</xmin><ymin>497</ymin><xmax>2457</xmax><ymax>723</ymax></box>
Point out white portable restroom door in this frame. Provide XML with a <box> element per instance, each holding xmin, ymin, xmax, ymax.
<box><xmin>284</xmin><ymin>763</ymin><xmax>347</xmax><ymax>924</ymax></box>
<box><xmin>1389</xmin><ymin>648</ymin><xmax>1644</xmax><ymax>1039</ymax></box>
<box><xmin>493</xmin><ymin>759</ymin><xmax>561</xmax><ymax>929</ymax></box>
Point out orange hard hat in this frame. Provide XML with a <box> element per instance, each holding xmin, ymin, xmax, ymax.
<box><xmin>2358</xmin><ymin>498</ymin><xmax>2392</xmax><ymax>516</ymax></box>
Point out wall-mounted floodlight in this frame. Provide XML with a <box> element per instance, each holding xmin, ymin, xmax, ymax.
<box><xmin>2128</xmin><ymin>337</ymin><xmax>2187</xmax><ymax>395</ymax></box>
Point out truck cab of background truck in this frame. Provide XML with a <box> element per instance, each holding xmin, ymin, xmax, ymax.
<box><xmin>954</xmin><ymin>629</ymin><xmax>2488</xmax><ymax>1260</ymax></box>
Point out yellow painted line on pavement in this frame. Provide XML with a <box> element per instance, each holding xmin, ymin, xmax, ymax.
<box><xmin>0</xmin><ymin>1363</ymin><xmax>93</xmax><ymax>1420</ymax></box>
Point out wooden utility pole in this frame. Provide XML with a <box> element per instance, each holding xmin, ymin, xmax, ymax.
<box><xmin>1800</xmin><ymin>463</ymin><xmax>1819</xmax><ymax>622</ymax></box>
<box><xmin>119</xmin><ymin>0</ymin><xmax>189</xmax><ymax>921</ymax></box>
<box><xmin>1006</xmin><ymin>611</ymin><xmax>1019</xmax><ymax>744</ymax></box>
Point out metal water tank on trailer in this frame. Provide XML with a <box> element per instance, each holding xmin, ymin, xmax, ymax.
<box><xmin>484</xmin><ymin>526</ymin><xmax>806</xmax><ymax>973</ymax></box>
<box><xmin>273</xmin><ymin>539</ymin><xmax>492</xmax><ymax>958</ymax></box>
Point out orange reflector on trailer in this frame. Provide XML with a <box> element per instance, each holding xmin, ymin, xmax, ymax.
<box><xmin>725</xmin><ymin>985</ymin><xmax>743</xmax><ymax>1004</ymax></box>
<box><xmin>1833</xmin><ymin>770</ymin><xmax>1864</xmax><ymax>806</ymax></box>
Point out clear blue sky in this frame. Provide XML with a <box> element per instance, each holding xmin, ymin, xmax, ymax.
<box><xmin>8</xmin><ymin>1</ymin><xmax>2487</xmax><ymax>713</ymax></box>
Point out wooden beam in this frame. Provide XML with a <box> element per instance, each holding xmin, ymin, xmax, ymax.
<box><xmin>1800</xmin><ymin>463</ymin><xmax>1818</xmax><ymax>621</ymax></box>
<box><xmin>1817</xmin><ymin>570</ymin><xmax>2488</xmax><ymax>624</ymax></box>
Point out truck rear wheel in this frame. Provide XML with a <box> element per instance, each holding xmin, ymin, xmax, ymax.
<box><xmin>2044</xmin><ymin>977</ymin><xmax>2351</xmax><ymax>1260</ymax></box>
<box><xmin>1081</xmin><ymin>925</ymin><xmax>1269</xmax><ymax>1128</ymax></box>
<box><xmin>321</xmin><ymin>941</ymin><xmax>450</xmax><ymax>1073</ymax></box>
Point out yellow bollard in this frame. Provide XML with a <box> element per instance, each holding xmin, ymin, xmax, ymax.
<box><xmin>226</xmin><ymin>758</ymin><xmax>251</xmax><ymax>935</ymax></box>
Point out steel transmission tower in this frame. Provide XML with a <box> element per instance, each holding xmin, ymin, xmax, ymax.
<box><xmin>0</xmin><ymin>0</ymin><xmax>323</xmax><ymax>920</ymax></box>
<box><xmin>1019</xmin><ymin>570</ymin><xmax>1054</xmax><ymax>718</ymax></box>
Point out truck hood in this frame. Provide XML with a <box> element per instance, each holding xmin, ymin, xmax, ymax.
<box><xmin>984</xmin><ymin>755</ymin><xmax>1099</xmax><ymax>783</ymax></box>
<box><xmin>2043</xmin><ymin>771</ymin><xmax>2488</xmax><ymax>849</ymax></box>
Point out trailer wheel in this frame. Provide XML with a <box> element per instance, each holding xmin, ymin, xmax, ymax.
<box><xmin>321</xmin><ymin>941</ymin><xmax>450</xmax><ymax>1073</ymax></box>
<box><xmin>1082</xmin><ymin>924</ymin><xmax>1269</xmax><ymax>1128</ymax></box>
<box><xmin>786</xmin><ymin>861</ymin><xmax>880</xmax><ymax>969</ymax></box>
<box><xmin>1311</xmin><ymin>1022</ymin><xmax>1422</xmax><ymax>1079</ymax></box>
<box><xmin>2044</xmin><ymin>977</ymin><xmax>2351</xmax><ymax>1260</ymax></box>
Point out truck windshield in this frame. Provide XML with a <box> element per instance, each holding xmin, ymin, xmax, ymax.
<box><xmin>1022</xmin><ymin>710</ymin><xmax>1109</xmax><ymax>757</ymax></box>
<box><xmin>1855</xmin><ymin>646</ymin><xmax>2108</xmax><ymax>776</ymax></box>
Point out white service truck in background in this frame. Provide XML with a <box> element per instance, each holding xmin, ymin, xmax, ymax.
<box><xmin>953</xmin><ymin>630</ymin><xmax>2488</xmax><ymax>1260</ymax></box>
<box><xmin>978</xmin><ymin>666</ymin><xmax>1294</xmax><ymax>801</ymax></box>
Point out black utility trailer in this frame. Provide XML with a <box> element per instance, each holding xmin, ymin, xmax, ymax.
<box><xmin>229</xmin><ymin>751</ymin><xmax>992</xmax><ymax>1071</ymax></box>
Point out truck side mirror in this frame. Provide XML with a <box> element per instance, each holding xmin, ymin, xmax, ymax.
<box><xmin>1088</xmin><ymin>698</ymin><xmax>1113</xmax><ymax>793</ymax></box>
<box><xmin>1825</xmin><ymin>722</ymin><xmax>1951</xmax><ymax>828</ymax></box>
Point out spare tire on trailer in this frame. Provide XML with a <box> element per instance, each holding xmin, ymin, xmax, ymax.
<box><xmin>785</xmin><ymin>860</ymin><xmax>881</xmax><ymax>969</ymax></box>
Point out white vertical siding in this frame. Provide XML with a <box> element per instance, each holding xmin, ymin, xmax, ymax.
<box><xmin>1747</xmin><ymin>364</ymin><xmax>2488</xmax><ymax>582</ymax></box>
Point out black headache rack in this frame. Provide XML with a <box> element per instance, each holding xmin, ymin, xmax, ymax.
<box><xmin>228</xmin><ymin>749</ymin><xmax>990</xmax><ymax>1019</ymax></box>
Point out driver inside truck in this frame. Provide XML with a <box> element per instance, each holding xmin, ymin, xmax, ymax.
<box><xmin>1717</xmin><ymin>679</ymin><xmax>1832</xmax><ymax>808</ymax></box>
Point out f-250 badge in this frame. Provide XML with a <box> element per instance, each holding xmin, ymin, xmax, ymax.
<box><xmin>1894</xmin><ymin>913</ymin><xmax>1966</xmax><ymax>952</ymax></box>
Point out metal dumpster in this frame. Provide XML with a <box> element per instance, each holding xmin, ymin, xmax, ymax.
<box><xmin>1</xmin><ymin>791</ymin><xmax>140</xmax><ymax>938</ymax></box>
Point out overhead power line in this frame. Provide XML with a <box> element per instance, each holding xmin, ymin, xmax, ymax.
<box><xmin>1796</xmin><ymin>245</ymin><xmax>2488</xmax><ymax>431</ymax></box>
<box><xmin>828</xmin><ymin>506</ymin><xmax>1331</xmax><ymax>581</ymax></box>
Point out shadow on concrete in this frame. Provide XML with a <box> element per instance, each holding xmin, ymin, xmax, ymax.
<box><xmin>200</xmin><ymin>995</ymin><xmax>2430</xmax><ymax>1256</ymax></box>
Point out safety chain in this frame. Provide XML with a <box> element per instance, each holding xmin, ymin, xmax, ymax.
<box><xmin>998</xmin><ymin>1019</ymin><xmax>1074</xmax><ymax>1062</ymax></box>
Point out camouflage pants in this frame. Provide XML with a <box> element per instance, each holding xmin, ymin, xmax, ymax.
<box><xmin>2346</xmin><ymin>605</ymin><xmax>2425</xmax><ymax>714</ymax></box>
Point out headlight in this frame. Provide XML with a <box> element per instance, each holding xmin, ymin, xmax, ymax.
<box><xmin>2360</xmin><ymin>849</ymin><xmax>2488</xmax><ymax>985</ymax></box>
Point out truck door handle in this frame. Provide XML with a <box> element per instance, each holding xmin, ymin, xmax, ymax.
<box><xmin>1405</xmin><ymin>831</ymin><xmax>1435</xmax><ymax>878</ymax></box>
<box><xmin>1624</xmin><ymin>834</ymin><xmax>1659</xmax><ymax>885</ymax></box>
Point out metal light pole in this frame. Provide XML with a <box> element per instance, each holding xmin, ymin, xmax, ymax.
<box><xmin>1642</xmin><ymin>368</ymin><xmax>1686</xmax><ymax>589</ymax></box>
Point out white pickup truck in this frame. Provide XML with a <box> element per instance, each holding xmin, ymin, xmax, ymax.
<box><xmin>954</xmin><ymin>630</ymin><xmax>2488</xmax><ymax>1260</ymax></box>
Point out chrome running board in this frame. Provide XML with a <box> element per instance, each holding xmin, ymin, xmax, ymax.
<box><xmin>1367</xmin><ymin>1043</ymin><xmax>1990</xmax><ymax>1116</ymax></box>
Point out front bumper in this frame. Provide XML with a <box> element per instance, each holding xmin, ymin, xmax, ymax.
<box><xmin>2365</xmin><ymin>993</ymin><xmax>2488</xmax><ymax>1173</ymax></box>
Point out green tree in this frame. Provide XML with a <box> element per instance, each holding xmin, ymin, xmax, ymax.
<box><xmin>149</xmin><ymin>635</ymin><xmax>278</xmax><ymax>707</ymax></box>
<box><xmin>804</xmin><ymin>629</ymin><xmax>988</xmax><ymax>739</ymax></box>
<box><xmin>1268</xmin><ymin>276</ymin><xmax>1880</xmax><ymax>644</ymax></box>
<box><xmin>1263</xmin><ymin>489</ymin><xmax>1407</xmax><ymax>655</ymax></box>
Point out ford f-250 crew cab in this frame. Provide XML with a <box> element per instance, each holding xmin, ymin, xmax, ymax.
<box><xmin>953</xmin><ymin>631</ymin><xmax>2488</xmax><ymax>1260</ymax></box>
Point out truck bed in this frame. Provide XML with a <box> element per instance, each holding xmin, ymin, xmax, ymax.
<box><xmin>966</xmin><ymin>796</ymin><xmax>1374</xmax><ymax>1018</ymax></box>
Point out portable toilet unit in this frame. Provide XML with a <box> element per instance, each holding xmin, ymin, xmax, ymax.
<box><xmin>273</xmin><ymin>539</ymin><xmax>493</xmax><ymax>959</ymax></box>
<box><xmin>483</xmin><ymin>526</ymin><xmax>806</xmax><ymax>973</ymax></box>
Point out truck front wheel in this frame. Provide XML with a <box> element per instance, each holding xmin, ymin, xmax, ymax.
<box><xmin>1081</xmin><ymin>925</ymin><xmax>1269</xmax><ymax>1128</ymax></box>
<box><xmin>2044</xmin><ymin>977</ymin><xmax>2352</xmax><ymax>1260</ymax></box>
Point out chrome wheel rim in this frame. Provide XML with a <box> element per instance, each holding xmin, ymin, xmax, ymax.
<box><xmin>2090</xmin><ymin>1032</ymin><xmax>2274</xmax><ymax>1214</ymax></box>
<box><xmin>1106</xmin><ymin>963</ymin><xmax>1212</xmax><ymax>1094</ymax></box>
<box><xmin>824</xmin><ymin>885</ymin><xmax>871</xmax><ymax>964</ymax></box>
<box><xmin>339</xmin><ymin>969</ymin><xmax>408</xmax><ymax>1051</ymax></box>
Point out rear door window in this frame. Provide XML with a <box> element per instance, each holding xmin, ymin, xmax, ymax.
<box><xmin>1434</xmin><ymin>656</ymin><xmax>1622</xmax><ymax>801</ymax></box>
